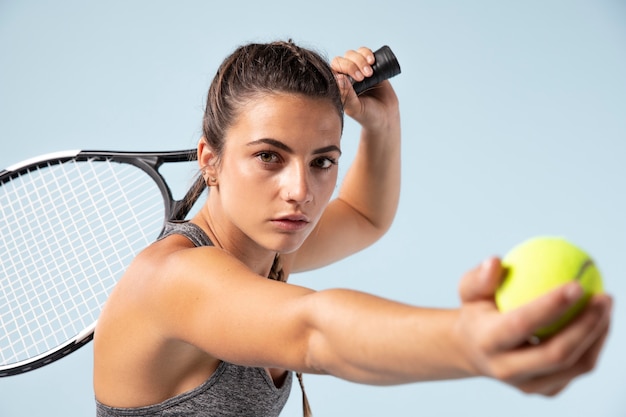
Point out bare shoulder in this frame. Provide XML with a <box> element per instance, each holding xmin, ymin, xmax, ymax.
<box><xmin>110</xmin><ymin>234</ymin><xmax>230</xmax><ymax>315</ymax></box>
<box><xmin>107</xmin><ymin>235</ymin><xmax>200</xmax><ymax>303</ymax></box>
<box><xmin>93</xmin><ymin>236</ymin><xmax>224</xmax><ymax>406</ymax></box>
<box><xmin>95</xmin><ymin>233</ymin><xmax>226</xmax><ymax>346</ymax></box>
<box><xmin>95</xmin><ymin>235</ymin><xmax>196</xmax><ymax>338</ymax></box>
<box><xmin>98</xmin><ymin>230</ymin><xmax>317</xmax><ymax>371</ymax></box>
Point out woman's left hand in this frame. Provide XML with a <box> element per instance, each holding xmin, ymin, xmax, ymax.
<box><xmin>455</xmin><ymin>257</ymin><xmax>612</xmax><ymax>396</ymax></box>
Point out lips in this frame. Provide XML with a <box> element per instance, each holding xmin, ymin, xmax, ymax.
<box><xmin>278</xmin><ymin>214</ymin><xmax>309</xmax><ymax>222</ymax></box>
<box><xmin>271</xmin><ymin>214</ymin><xmax>310</xmax><ymax>231</ymax></box>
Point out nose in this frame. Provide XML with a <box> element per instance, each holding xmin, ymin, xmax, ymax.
<box><xmin>282</xmin><ymin>163</ymin><xmax>312</xmax><ymax>204</ymax></box>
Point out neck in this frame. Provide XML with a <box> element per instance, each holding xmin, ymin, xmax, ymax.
<box><xmin>191</xmin><ymin>203</ymin><xmax>276</xmax><ymax>278</ymax></box>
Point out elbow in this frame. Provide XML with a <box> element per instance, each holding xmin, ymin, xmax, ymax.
<box><xmin>365</xmin><ymin>202</ymin><xmax>399</xmax><ymax>243</ymax></box>
<box><xmin>373</xmin><ymin>210</ymin><xmax>397</xmax><ymax>238</ymax></box>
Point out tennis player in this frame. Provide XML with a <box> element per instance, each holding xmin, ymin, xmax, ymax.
<box><xmin>93</xmin><ymin>40</ymin><xmax>612</xmax><ymax>417</ymax></box>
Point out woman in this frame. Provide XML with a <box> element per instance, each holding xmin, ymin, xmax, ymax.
<box><xmin>93</xmin><ymin>41</ymin><xmax>612</xmax><ymax>417</ymax></box>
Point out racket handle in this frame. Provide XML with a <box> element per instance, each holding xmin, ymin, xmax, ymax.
<box><xmin>351</xmin><ymin>45</ymin><xmax>401</xmax><ymax>95</ymax></box>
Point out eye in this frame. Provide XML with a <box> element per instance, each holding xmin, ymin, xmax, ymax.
<box><xmin>311</xmin><ymin>157</ymin><xmax>337</xmax><ymax>170</ymax></box>
<box><xmin>256</xmin><ymin>152</ymin><xmax>279</xmax><ymax>164</ymax></box>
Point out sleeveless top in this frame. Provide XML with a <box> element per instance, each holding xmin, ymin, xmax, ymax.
<box><xmin>95</xmin><ymin>221</ymin><xmax>293</xmax><ymax>417</ymax></box>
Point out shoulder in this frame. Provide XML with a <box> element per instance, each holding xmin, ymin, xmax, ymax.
<box><xmin>100</xmin><ymin>235</ymin><xmax>221</xmax><ymax>322</ymax></box>
<box><xmin>124</xmin><ymin>235</ymin><xmax>271</xmax><ymax>317</ymax></box>
<box><xmin>96</xmin><ymin>235</ymin><xmax>233</xmax><ymax>348</ymax></box>
<box><xmin>127</xmin><ymin>234</ymin><xmax>225</xmax><ymax>296</ymax></box>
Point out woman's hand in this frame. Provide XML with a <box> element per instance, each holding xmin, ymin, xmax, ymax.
<box><xmin>331</xmin><ymin>47</ymin><xmax>400</xmax><ymax>133</ymax></box>
<box><xmin>455</xmin><ymin>258</ymin><xmax>612</xmax><ymax>395</ymax></box>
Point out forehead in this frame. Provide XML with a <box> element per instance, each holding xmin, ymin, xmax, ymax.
<box><xmin>226</xmin><ymin>93</ymin><xmax>343</xmax><ymax>147</ymax></box>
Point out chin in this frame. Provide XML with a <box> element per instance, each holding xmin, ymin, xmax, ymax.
<box><xmin>273</xmin><ymin>242</ymin><xmax>304</xmax><ymax>255</ymax></box>
<box><xmin>267</xmin><ymin>234</ymin><xmax>308</xmax><ymax>255</ymax></box>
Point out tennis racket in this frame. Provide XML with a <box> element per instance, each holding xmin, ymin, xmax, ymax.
<box><xmin>0</xmin><ymin>149</ymin><xmax>205</xmax><ymax>376</ymax></box>
<box><xmin>0</xmin><ymin>45</ymin><xmax>401</xmax><ymax>377</ymax></box>
<box><xmin>352</xmin><ymin>45</ymin><xmax>401</xmax><ymax>95</ymax></box>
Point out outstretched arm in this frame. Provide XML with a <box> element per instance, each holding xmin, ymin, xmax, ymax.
<box><xmin>301</xmin><ymin>258</ymin><xmax>611</xmax><ymax>392</ymax></box>
<box><xmin>156</xmin><ymin>248</ymin><xmax>611</xmax><ymax>393</ymax></box>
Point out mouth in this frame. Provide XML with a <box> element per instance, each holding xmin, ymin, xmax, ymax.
<box><xmin>271</xmin><ymin>214</ymin><xmax>311</xmax><ymax>231</ymax></box>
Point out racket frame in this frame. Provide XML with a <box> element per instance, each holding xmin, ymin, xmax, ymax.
<box><xmin>0</xmin><ymin>149</ymin><xmax>204</xmax><ymax>376</ymax></box>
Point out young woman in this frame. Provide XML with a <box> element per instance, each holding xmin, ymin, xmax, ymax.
<box><xmin>93</xmin><ymin>41</ymin><xmax>612</xmax><ymax>417</ymax></box>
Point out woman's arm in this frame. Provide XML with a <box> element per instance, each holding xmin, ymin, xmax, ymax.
<box><xmin>291</xmin><ymin>48</ymin><xmax>402</xmax><ymax>271</ymax></box>
<box><xmin>301</xmin><ymin>258</ymin><xmax>611</xmax><ymax>392</ymax></box>
<box><xmin>154</xmin><ymin>247</ymin><xmax>611</xmax><ymax>393</ymax></box>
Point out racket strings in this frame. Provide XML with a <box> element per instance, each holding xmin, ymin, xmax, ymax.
<box><xmin>0</xmin><ymin>158</ymin><xmax>164</xmax><ymax>367</ymax></box>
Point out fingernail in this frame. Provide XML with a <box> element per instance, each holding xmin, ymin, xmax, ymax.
<box><xmin>354</xmin><ymin>70</ymin><xmax>364</xmax><ymax>81</ymax></box>
<box><xmin>564</xmin><ymin>282</ymin><xmax>583</xmax><ymax>301</ymax></box>
<box><xmin>480</xmin><ymin>258</ymin><xmax>493</xmax><ymax>282</ymax></box>
<box><xmin>362</xmin><ymin>66</ymin><xmax>373</xmax><ymax>76</ymax></box>
<box><xmin>480</xmin><ymin>258</ymin><xmax>492</xmax><ymax>272</ymax></box>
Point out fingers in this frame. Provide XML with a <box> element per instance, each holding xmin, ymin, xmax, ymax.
<box><xmin>486</xmin><ymin>294</ymin><xmax>612</xmax><ymax>391</ymax></box>
<box><xmin>332</xmin><ymin>46</ymin><xmax>399</xmax><ymax>126</ymax></box>
<box><xmin>332</xmin><ymin>47</ymin><xmax>376</xmax><ymax>104</ymax></box>
<box><xmin>331</xmin><ymin>47</ymin><xmax>375</xmax><ymax>83</ymax></box>
<box><xmin>458</xmin><ymin>257</ymin><xmax>503</xmax><ymax>303</ymax></box>
<box><xmin>515</xmin><ymin>320</ymin><xmax>611</xmax><ymax>396</ymax></box>
<box><xmin>548</xmin><ymin>295</ymin><xmax>612</xmax><ymax>364</ymax></box>
<box><xmin>455</xmin><ymin>260</ymin><xmax>612</xmax><ymax>397</ymax></box>
<box><xmin>534</xmin><ymin>294</ymin><xmax>612</xmax><ymax>373</ymax></box>
<box><xmin>491</xmin><ymin>281</ymin><xmax>586</xmax><ymax>350</ymax></box>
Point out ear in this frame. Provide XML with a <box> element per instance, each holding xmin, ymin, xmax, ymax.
<box><xmin>197</xmin><ymin>138</ymin><xmax>219</xmax><ymax>181</ymax></box>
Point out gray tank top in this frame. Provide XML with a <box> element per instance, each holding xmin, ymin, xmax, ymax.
<box><xmin>95</xmin><ymin>221</ymin><xmax>293</xmax><ymax>417</ymax></box>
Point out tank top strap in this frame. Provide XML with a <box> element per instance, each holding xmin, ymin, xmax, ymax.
<box><xmin>158</xmin><ymin>221</ymin><xmax>214</xmax><ymax>248</ymax></box>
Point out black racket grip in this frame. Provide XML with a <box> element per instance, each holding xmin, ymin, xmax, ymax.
<box><xmin>351</xmin><ymin>45</ymin><xmax>401</xmax><ymax>95</ymax></box>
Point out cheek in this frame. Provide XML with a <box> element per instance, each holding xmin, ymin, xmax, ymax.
<box><xmin>221</xmin><ymin>165</ymin><xmax>274</xmax><ymax>205</ymax></box>
<box><xmin>325</xmin><ymin>172</ymin><xmax>339</xmax><ymax>200</ymax></box>
<box><xmin>314</xmin><ymin>171</ymin><xmax>339</xmax><ymax>206</ymax></box>
<box><xmin>221</xmin><ymin>153</ymin><xmax>264</xmax><ymax>187</ymax></box>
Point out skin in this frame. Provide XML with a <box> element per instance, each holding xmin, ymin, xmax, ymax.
<box><xmin>93</xmin><ymin>47</ymin><xmax>613</xmax><ymax>408</ymax></box>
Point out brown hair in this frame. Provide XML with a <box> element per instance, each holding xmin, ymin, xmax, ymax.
<box><xmin>201</xmin><ymin>39</ymin><xmax>344</xmax><ymax>417</ymax></box>
<box><xmin>202</xmin><ymin>40</ymin><xmax>344</xmax><ymax>161</ymax></box>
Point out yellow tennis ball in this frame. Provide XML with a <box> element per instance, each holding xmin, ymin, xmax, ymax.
<box><xmin>495</xmin><ymin>236</ymin><xmax>604</xmax><ymax>339</ymax></box>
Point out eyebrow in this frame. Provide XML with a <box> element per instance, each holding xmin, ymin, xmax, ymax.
<box><xmin>247</xmin><ymin>138</ymin><xmax>342</xmax><ymax>156</ymax></box>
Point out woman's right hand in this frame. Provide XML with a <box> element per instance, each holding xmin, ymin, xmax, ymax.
<box><xmin>331</xmin><ymin>47</ymin><xmax>400</xmax><ymax>134</ymax></box>
<box><xmin>454</xmin><ymin>257</ymin><xmax>612</xmax><ymax>395</ymax></box>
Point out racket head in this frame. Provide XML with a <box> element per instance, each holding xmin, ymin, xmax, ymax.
<box><xmin>0</xmin><ymin>149</ymin><xmax>200</xmax><ymax>376</ymax></box>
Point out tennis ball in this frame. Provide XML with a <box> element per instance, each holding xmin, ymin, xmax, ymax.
<box><xmin>495</xmin><ymin>236</ymin><xmax>603</xmax><ymax>339</ymax></box>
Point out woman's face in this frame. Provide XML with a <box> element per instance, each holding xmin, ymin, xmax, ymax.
<box><xmin>211</xmin><ymin>93</ymin><xmax>343</xmax><ymax>254</ymax></box>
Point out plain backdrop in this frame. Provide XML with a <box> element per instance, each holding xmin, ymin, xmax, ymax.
<box><xmin>1</xmin><ymin>1</ymin><xmax>625</xmax><ymax>416</ymax></box>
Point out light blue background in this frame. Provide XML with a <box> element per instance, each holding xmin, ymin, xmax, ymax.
<box><xmin>1</xmin><ymin>1</ymin><xmax>625</xmax><ymax>416</ymax></box>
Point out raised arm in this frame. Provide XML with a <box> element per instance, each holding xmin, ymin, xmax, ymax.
<box><xmin>291</xmin><ymin>47</ymin><xmax>402</xmax><ymax>271</ymax></box>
